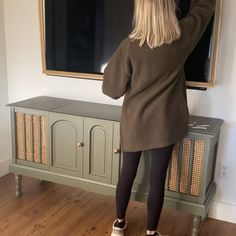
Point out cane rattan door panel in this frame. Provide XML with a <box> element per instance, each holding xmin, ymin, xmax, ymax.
<box><xmin>13</xmin><ymin>108</ymin><xmax>49</xmax><ymax>169</ymax></box>
<box><xmin>167</xmin><ymin>139</ymin><xmax>205</xmax><ymax>197</ymax></box>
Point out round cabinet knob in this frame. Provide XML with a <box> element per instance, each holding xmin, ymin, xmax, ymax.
<box><xmin>77</xmin><ymin>142</ymin><xmax>84</xmax><ymax>147</ymax></box>
<box><xmin>113</xmin><ymin>148</ymin><xmax>120</xmax><ymax>154</ymax></box>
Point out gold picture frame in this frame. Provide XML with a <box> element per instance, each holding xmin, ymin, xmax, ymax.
<box><xmin>38</xmin><ymin>0</ymin><xmax>223</xmax><ymax>88</ymax></box>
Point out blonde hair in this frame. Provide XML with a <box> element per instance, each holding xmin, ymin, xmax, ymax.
<box><xmin>129</xmin><ymin>0</ymin><xmax>181</xmax><ymax>49</ymax></box>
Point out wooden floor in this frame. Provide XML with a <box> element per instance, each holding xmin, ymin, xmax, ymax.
<box><xmin>0</xmin><ymin>173</ymin><xmax>235</xmax><ymax>236</ymax></box>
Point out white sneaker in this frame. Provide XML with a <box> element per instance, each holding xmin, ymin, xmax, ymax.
<box><xmin>146</xmin><ymin>230</ymin><xmax>169</xmax><ymax>236</ymax></box>
<box><xmin>158</xmin><ymin>231</ymin><xmax>169</xmax><ymax>236</ymax></box>
<box><xmin>111</xmin><ymin>219</ymin><xmax>128</xmax><ymax>236</ymax></box>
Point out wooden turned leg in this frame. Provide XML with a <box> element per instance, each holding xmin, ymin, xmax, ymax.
<box><xmin>201</xmin><ymin>212</ymin><xmax>208</xmax><ymax>222</ymax></box>
<box><xmin>192</xmin><ymin>215</ymin><xmax>201</xmax><ymax>236</ymax></box>
<box><xmin>15</xmin><ymin>174</ymin><xmax>22</xmax><ymax>198</ymax></box>
<box><xmin>198</xmin><ymin>212</ymin><xmax>209</xmax><ymax>232</ymax></box>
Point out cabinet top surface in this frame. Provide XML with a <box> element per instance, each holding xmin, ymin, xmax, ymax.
<box><xmin>6</xmin><ymin>96</ymin><xmax>224</xmax><ymax>135</ymax></box>
<box><xmin>6</xmin><ymin>96</ymin><xmax>122</xmax><ymax>122</ymax></box>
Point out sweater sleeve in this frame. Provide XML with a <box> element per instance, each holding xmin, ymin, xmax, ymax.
<box><xmin>102</xmin><ymin>44</ymin><xmax>131</xmax><ymax>100</ymax></box>
<box><xmin>179</xmin><ymin>0</ymin><xmax>217</xmax><ymax>54</ymax></box>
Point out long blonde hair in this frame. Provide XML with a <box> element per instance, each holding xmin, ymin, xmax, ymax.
<box><xmin>129</xmin><ymin>0</ymin><xmax>181</xmax><ymax>49</ymax></box>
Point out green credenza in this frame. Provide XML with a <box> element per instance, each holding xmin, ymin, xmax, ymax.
<box><xmin>6</xmin><ymin>96</ymin><xmax>223</xmax><ymax>236</ymax></box>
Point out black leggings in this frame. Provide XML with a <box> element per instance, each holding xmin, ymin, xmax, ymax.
<box><xmin>116</xmin><ymin>144</ymin><xmax>175</xmax><ymax>231</ymax></box>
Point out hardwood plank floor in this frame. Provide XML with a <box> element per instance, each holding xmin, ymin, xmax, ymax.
<box><xmin>0</xmin><ymin>173</ymin><xmax>235</xmax><ymax>236</ymax></box>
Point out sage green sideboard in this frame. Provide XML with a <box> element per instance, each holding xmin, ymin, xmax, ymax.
<box><xmin>6</xmin><ymin>96</ymin><xmax>223</xmax><ymax>236</ymax></box>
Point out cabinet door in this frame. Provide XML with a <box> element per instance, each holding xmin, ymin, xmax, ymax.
<box><xmin>49</xmin><ymin>113</ymin><xmax>83</xmax><ymax>177</ymax></box>
<box><xmin>12</xmin><ymin>107</ymin><xmax>49</xmax><ymax>170</ymax></box>
<box><xmin>111</xmin><ymin>121</ymin><xmax>122</xmax><ymax>186</ymax></box>
<box><xmin>83</xmin><ymin>117</ymin><xmax>115</xmax><ymax>184</ymax></box>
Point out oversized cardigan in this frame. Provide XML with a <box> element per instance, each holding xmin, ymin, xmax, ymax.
<box><xmin>102</xmin><ymin>0</ymin><xmax>216</xmax><ymax>152</ymax></box>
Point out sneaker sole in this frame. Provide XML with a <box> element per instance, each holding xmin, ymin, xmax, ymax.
<box><xmin>111</xmin><ymin>220</ymin><xmax>128</xmax><ymax>236</ymax></box>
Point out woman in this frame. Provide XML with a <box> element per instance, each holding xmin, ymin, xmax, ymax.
<box><xmin>102</xmin><ymin>0</ymin><xmax>216</xmax><ymax>235</ymax></box>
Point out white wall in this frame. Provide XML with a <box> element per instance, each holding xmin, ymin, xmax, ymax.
<box><xmin>0</xmin><ymin>0</ymin><xmax>11</xmax><ymax>176</ymax></box>
<box><xmin>2</xmin><ymin>0</ymin><xmax>236</xmax><ymax>223</ymax></box>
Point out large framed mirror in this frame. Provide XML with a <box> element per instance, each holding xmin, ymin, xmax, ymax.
<box><xmin>39</xmin><ymin>0</ymin><xmax>223</xmax><ymax>90</ymax></box>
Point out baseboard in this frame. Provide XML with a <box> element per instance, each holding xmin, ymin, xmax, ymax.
<box><xmin>209</xmin><ymin>200</ymin><xmax>236</xmax><ymax>223</ymax></box>
<box><xmin>0</xmin><ymin>158</ymin><xmax>11</xmax><ymax>178</ymax></box>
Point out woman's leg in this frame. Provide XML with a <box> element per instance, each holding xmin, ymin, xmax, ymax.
<box><xmin>116</xmin><ymin>150</ymin><xmax>142</xmax><ymax>219</ymax></box>
<box><xmin>147</xmin><ymin>144</ymin><xmax>175</xmax><ymax>232</ymax></box>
